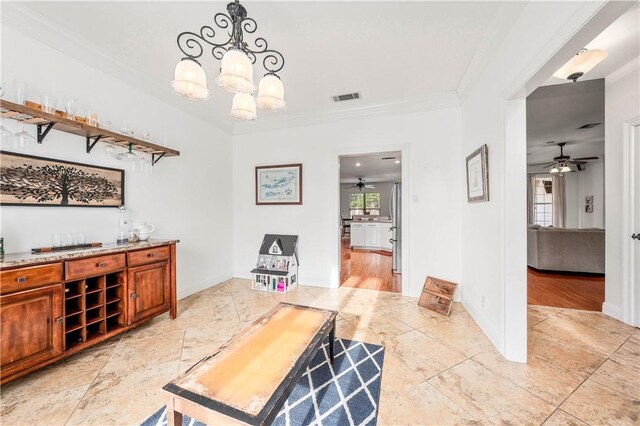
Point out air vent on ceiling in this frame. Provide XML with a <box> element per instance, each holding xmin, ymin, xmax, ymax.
<box><xmin>381</xmin><ymin>156</ymin><xmax>397</xmax><ymax>160</ymax></box>
<box><xmin>332</xmin><ymin>92</ymin><xmax>361</xmax><ymax>103</ymax></box>
<box><xmin>577</xmin><ymin>122</ymin><xmax>601</xmax><ymax>129</ymax></box>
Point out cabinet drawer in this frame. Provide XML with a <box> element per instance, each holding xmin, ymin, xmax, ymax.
<box><xmin>127</xmin><ymin>246</ymin><xmax>169</xmax><ymax>267</ymax></box>
<box><xmin>65</xmin><ymin>254</ymin><xmax>126</xmax><ymax>280</ymax></box>
<box><xmin>0</xmin><ymin>264</ymin><xmax>63</xmax><ymax>295</ymax></box>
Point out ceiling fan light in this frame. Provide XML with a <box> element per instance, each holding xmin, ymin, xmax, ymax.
<box><xmin>230</xmin><ymin>92</ymin><xmax>257</xmax><ymax>120</ymax></box>
<box><xmin>560</xmin><ymin>165</ymin><xmax>572</xmax><ymax>173</ymax></box>
<box><xmin>171</xmin><ymin>58</ymin><xmax>210</xmax><ymax>100</ymax></box>
<box><xmin>553</xmin><ymin>48</ymin><xmax>608</xmax><ymax>82</ymax></box>
<box><xmin>550</xmin><ymin>167</ymin><xmax>560</xmax><ymax>174</ymax></box>
<box><xmin>217</xmin><ymin>49</ymin><xmax>255</xmax><ymax>94</ymax></box>
<box><xmin>256</xmin><ymin>74</ymin><xmax>285</xmax><ymax>111</ymax></box>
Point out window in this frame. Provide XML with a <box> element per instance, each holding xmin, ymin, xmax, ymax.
<box><xmin>349</xmin><ymin>192</ymin><xmax>381</xmax><ymax>217</ymax></box>
<box><xmin>534</xmin><ymin>177</ymin><xmax>553</xmax><ymax>226</ymax></box>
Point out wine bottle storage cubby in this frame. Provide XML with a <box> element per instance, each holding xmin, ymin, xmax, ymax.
<box><xmin>105</xmin><ymin>271</ymin><xmax>125</xmax><ymax>333</ymax></box>
<box><xmin>63</xmin><ymin>273</ymin><xmax>118</xmax><ymax>349</ymax></box>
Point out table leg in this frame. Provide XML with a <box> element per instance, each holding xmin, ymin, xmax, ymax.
<box><xmin>329</xmin><ymin>317</ymin><xmax>336</xmax><ymax>363</ymax></box>
<box><xmin>166</xmin><ymin>396</ymin><xmax>183</xmax><ymax>426</ymax></box>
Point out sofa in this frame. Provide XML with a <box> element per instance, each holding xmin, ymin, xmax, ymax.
<box><xmin>527</xmin><ymin>225</ymin><xmax>605</xmax><ymax>274</ymax></box>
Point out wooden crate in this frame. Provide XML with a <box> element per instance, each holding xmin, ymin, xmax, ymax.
<box><xmin>418</xmin><ymin>276</ymin><xmax>458</xmax><ymax>317</ymax></box>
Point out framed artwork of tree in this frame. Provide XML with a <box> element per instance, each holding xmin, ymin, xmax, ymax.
<box><xmin>0</xmin><ymin>151</ymin><xmax>124</xmax><ymax>207</ymax></box>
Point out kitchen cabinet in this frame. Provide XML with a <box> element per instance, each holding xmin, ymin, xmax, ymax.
<box><xmin>0</xmin><ymin>241</ymin><xmax>178</xmax><ymax>384</ymax></box>
<box><xmin>1</xmin><ymin>284</ymin><xmax>63</xmax><ymax>378</ymax></box>
<box><xmin>350</xmin><ymin>221</ymin><xmax>392</xmax><ymax>250</ymax></box>
<box><xmin>351</xmin><ymin>225</ymin><xmax>365</xmax><ymax>247</ymax></box>
<box><xmin>127</xmin><ymin>260</ymin><xmax>170</xmax><ymax>324</ymax></box>
<box><xmin>364</xmin><ymin>224</ymin><xmax>380</xmax><ymax>247</ymax></box>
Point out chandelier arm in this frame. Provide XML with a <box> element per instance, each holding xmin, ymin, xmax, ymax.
<box><xmin>212</xmin><ymin>45</ymin><xmax>229</xmax><ymax>61</ymax></box>
<box><xmin>241</xmin><ymin>17</ymin><xmax>257</xmax><ymax>34</ymax></box>
<box><xmin>243</xmin><ymin>37</ymin><xmax>285</xmax><ymax>73</ymax></box>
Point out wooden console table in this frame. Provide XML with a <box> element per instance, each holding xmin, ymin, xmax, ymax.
<box><xmin>0</xmin><ymin>239</ymin><xmax>178</xmax><ymax>384</ymax></box>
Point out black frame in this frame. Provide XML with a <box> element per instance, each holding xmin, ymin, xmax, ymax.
<box><xmin>163</xmin><ymin>303</ymin><xmax>337</xmax><ymax>425</ymax></box>
<box><xmin>0</xmin><ymin>150</ymin><xmax>125</xmax><ymax>208</ymax></box>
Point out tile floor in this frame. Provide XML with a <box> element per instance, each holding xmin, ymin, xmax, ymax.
<box><xmin>1</xmin><ymin>279</ymin><xmax>638</xmax><ymax>425</ymax></box>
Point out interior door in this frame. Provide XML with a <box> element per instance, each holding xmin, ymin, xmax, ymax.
<box><xmin>633</xmin><ymin>125</ymin><xmax>640</xmax><ymax>326</ymax></box>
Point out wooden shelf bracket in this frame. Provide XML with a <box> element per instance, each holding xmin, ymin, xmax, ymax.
<box><xmin>37</xmin><ymin>122</ymin><xmax>55</xmax><ymax>144</ymax></box>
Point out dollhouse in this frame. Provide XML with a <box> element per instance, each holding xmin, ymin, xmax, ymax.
<box><xmin>251</xmin><ymin>234</ymin><xmax>299</xmax><ymax>293</ymax></box>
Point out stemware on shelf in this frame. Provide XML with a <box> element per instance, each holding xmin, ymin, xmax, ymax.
<box><xmin>86</xmin><ymin>110</ymin><xmax>98</xmax><ymax>126</ymax></box>
<box><xmin>40</xmin><ymin>95</ymin><xmax>57</xmax><ymax>114</ymax></box>
<box><xmin>13</xmin><ymin>81</ymin><xmax>28</xmax><ymax>105</ymax></box>
<box><xmin>0</xmin><ymin>85</ymin><xmax>14</xmax><ymax>143</ymax></box>
<box><xmin>63</xmin><ymin>97</ymin><xmax>78</xmax><ymax>119</ymax></box>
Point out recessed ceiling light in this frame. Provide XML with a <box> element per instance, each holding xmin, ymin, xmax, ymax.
<box><xmin>355</xmin><ymin>163</ymin><xmax>361</xmax><ymax>167</ymax></box>
<box><xmin>395</xmin><ymin>160</ymin><xmax>400</xmax><ymax>164</ymax></box>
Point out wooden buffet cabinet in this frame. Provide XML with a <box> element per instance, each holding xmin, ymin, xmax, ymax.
<box><xmin>0</xmin><ymin>241</ymin><xmax>177</xmax><ymax>384</ymax></box>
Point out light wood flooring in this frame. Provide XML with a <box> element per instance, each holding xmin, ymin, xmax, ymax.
<box><xmin>528</xmin><ymin>267</ymin><xmax>605</xmax><ymax>311</ymax></box>
<box><xmin>340</xmin><ymin>237</ymin><xmax>401</xmax><ymax>293</ymax></box>
<box><xmin>2</xmin><ymin>279</ymin><xmax>638</xmax><ymax>425</ymax></box>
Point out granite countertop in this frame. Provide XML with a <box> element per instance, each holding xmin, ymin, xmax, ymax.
<box><xmin>0</xmin><ymin>239</ymin><xmax>180</xmax><ymax>269</ymax></box>
<box><xmin>350</xmin><ymin>219</ymin><xmax>393</xmax><ymax>223</ymax></box>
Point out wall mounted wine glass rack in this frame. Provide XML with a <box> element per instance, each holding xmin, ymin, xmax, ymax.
<box><xmin>0</xmin><ymin>100</ymin><xmax>179</xmax><ymax>165</ymax></box>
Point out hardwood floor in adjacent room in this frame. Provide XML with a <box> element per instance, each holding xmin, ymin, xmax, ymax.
<box><xmin>527</xmin><ymin>267</ymin><xmax>605</xmax><ymax>311</ymax></box>
<box><xmin>340</xmin><ymin>238</ymin><xmax>401</xmax><ymax>293</ymax></box>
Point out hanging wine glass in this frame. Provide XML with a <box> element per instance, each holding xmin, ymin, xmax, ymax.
<box><xmin>117</xmin><ymin>143</ymin><xmax>137</xmax><ymax>161</ymax></box>
<box><xmin>0</xmin><ymin>85</ymin><xmax>14</xmax><ymax>144</ymax></box>
<box><xmin>12</xmin><ymin>120</ymin><xmax>36</xmax><ymax>149</ymax></box>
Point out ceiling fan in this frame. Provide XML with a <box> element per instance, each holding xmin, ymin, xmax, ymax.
<box><xmin>344</xmin><ymin>178</ymin><xmax>375</xmax><ymax>191</ymax></box>
<box><xmin>530</xmin><ymin>142</ymin><xmax>599</xmax><ymax>172</ymax></box>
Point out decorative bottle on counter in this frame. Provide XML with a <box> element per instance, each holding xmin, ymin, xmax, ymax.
<box><xmin>117</xmin><ymin>206</ymin><xmax>129</xmax><ymax>244</ymax></box>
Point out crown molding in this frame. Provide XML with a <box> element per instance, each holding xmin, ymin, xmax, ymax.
<box><xmin>232</xmin><ymin>91</ymin><xmax>460</xmax><ymax>135</ymax></box>
<box><xmin>1</xmin><ymin>3</ymin><xmax>234</xmax><ymax>135</ymax></box>
<box><xmin>456</xmin><ymin>2</ymin><xmax>527</xmax><ymax>101</ymax></box>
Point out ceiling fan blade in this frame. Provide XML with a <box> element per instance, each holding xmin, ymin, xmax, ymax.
<box><xmin>364</xmin><ymin>185</ymin><xmax>375</xmax><ymax>188</ymax></box>
<box><xmin>528</xmin><ymin>161</ymin><xmax>555</xmax><ymax>167</ymax></box>
<box><xmin>572</xmin><ymin>156</ymin><xmax>599</xmax><ymax>161</ymax></box>
<box><xmin>570</xmin><ymin>161</ymin><xmax>587</xmax><ymax>165</ymax></box>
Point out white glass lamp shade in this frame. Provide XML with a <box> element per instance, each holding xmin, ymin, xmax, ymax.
<box><xmin>216</xmin><ymin>49</ymin><xmax>255</xmax><ymax>93</ymax></box>
<box><xmin>256</xmin><ymin>74</ymin><xmax>285</xmax><ymax>111</ymax></box>
<box><xmin>230</xmin><ymin>93</ymin><xmax>257</xmax><ymax>120</ymax></box>
<box><xmin>553</xmin><ymin>49</ymin><xmax>608</xmax><ymax>82</ymax></box>
<box><xmin>550</xmin><ymin>167</ymin><xmax>559</xmax><ymax>174</ymax></box>
<box><xmin>560</xmin><ymin>165</ymin><xmax>572</xmax><ymax>173</ymax></box>
<box><xmin>171</xmin><ymin>59</ymin><xmax>210</xmax><ymax>100</ymax></box>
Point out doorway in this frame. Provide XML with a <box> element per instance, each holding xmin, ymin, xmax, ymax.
<box><xmin>525</xmin><ymin>79</ymin><xmax>606</xmax><ymax>311</ymax></box>
<box><xmin>338</xmin><ymin>151</ymin><xmax>402</xmax><ymax>293</ymax></box>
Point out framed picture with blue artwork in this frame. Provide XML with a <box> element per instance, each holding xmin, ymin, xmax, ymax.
<box><xmin>255</xmin><ymin>163</ymin><xmax>303</xmax><ymax>205</ymax></box>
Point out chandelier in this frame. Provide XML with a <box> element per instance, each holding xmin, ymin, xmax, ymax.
<box><xmin>171</xmin><ymin>0</ymin><xmax>286</xmax><ymax>120</ymax></box>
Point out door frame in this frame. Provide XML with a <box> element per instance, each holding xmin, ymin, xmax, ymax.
<box><xmin>622</xmin><ymin>117</ymin><xmax>640</xmax><ymax>327</ymax></box>
<box><xmin>332</xmin><ymin>144</ymin><xmax>411</xmax><ymax>295</ymax></box>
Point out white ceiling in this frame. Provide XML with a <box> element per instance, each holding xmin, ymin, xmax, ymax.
<box><xmin>526</xmin><ymin>79</ymin><xmax>604</xmax><ymax>169</ymax></box>
<box><xmin>340</xmin><ymin>152</ymin><xmax>401</xmax><ymax>183</ymax></box>
<box><xmin>2</xmin><ymin>1</ymin><xmax>523</xmax><ymax>133</ymax></box>
<box><xmin>542</xmin><ymin>3</ymin><xmax>639</xmax><ymax>86</ymax></box>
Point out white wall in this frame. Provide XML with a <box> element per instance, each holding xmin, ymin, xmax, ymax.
<box><xmin>459</xmin><ymin>1</ymin><xmax>608</xmax><ymax>361</ymax></box>
<box><xmin>340</xmin><ymin>181</ymin><xmax>395</xmax><ymax>218</ymax></box>
<box><xmin>564</xmin><ymin>159</ymin><xmax>605</xmax><ymax>229</ymax></box>
<box><xmin>233</xmin><ymin>108</ymin><xmax>461</xmax><ymax>297</ymax></box>
<box><xmin>603</xmin><ymin>61</ymin><xmax>640</xmax><ymax>320</ymax></box>
<box><xmin>0</xmin><ymin>27</ymin><xmax>234</xmax><ymax>298</ymax></box>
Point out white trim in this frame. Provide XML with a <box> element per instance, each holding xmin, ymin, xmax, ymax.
<box><xmin>331</xmin><ymin>144</ymin><xmax>411</xmax><ymax>295</ymax></box>
<box><xmin>462</xmin><ymin>296</ymin><xmax>501</xmax><ymax>349</ymax></box>
<box><xmin>234</xmin><ymin>93</ymin><xmax>460</xmax><ymax>135</ymax></box>
<box><xmin>621</xmin><ymin>117</ymin><xmax>640</xmax><ymax>326</ymax></box>
<box><xmin>602</xmin><ymin>301</ymin><xmax>624</xmax><ymax>321</ymax></box>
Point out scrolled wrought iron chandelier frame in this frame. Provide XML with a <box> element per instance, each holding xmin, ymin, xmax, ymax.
<box><xmin>171</xmin><ymin>0</ymin><xmax>286</xmax><ymax>120</ymax></box>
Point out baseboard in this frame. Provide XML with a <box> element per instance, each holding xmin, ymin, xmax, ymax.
<box><xmin>177</xmin><ymin>274</ymin><xmax>232</xmax><ymax>300</ymax></box>
<box><xmin>602</xmin><ymin>301</ymin><xmax>623</xmax><ymax>321</ymax></box>
<box><xmin>461</xmin><ymin>296</ymin><xmax>501</xmax><ymax>352</ymax></box>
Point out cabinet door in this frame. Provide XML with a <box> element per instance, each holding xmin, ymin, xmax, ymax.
<box><xmin>380</xmin><ymin>225</ymin><xmax>393</xmax><ymax>250</ymax></box>
<box><xmin>351</xmin><ymin>227</ymin><xmax>365</xmax><ymax>247</ymax></box>
<box><xmin>364</xmin><ymin>225</ymin><xmax>379</xmax><ymax>247</ymax></box>
<box><xmin>1</xmin><ymin>284</ymin><xmax>63</xmax><ymax>378</ymax></box>
<box><xmin>127</xmin><ymin>261</ymin><xmax>170</xmax><ymax>324</ymax></box>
